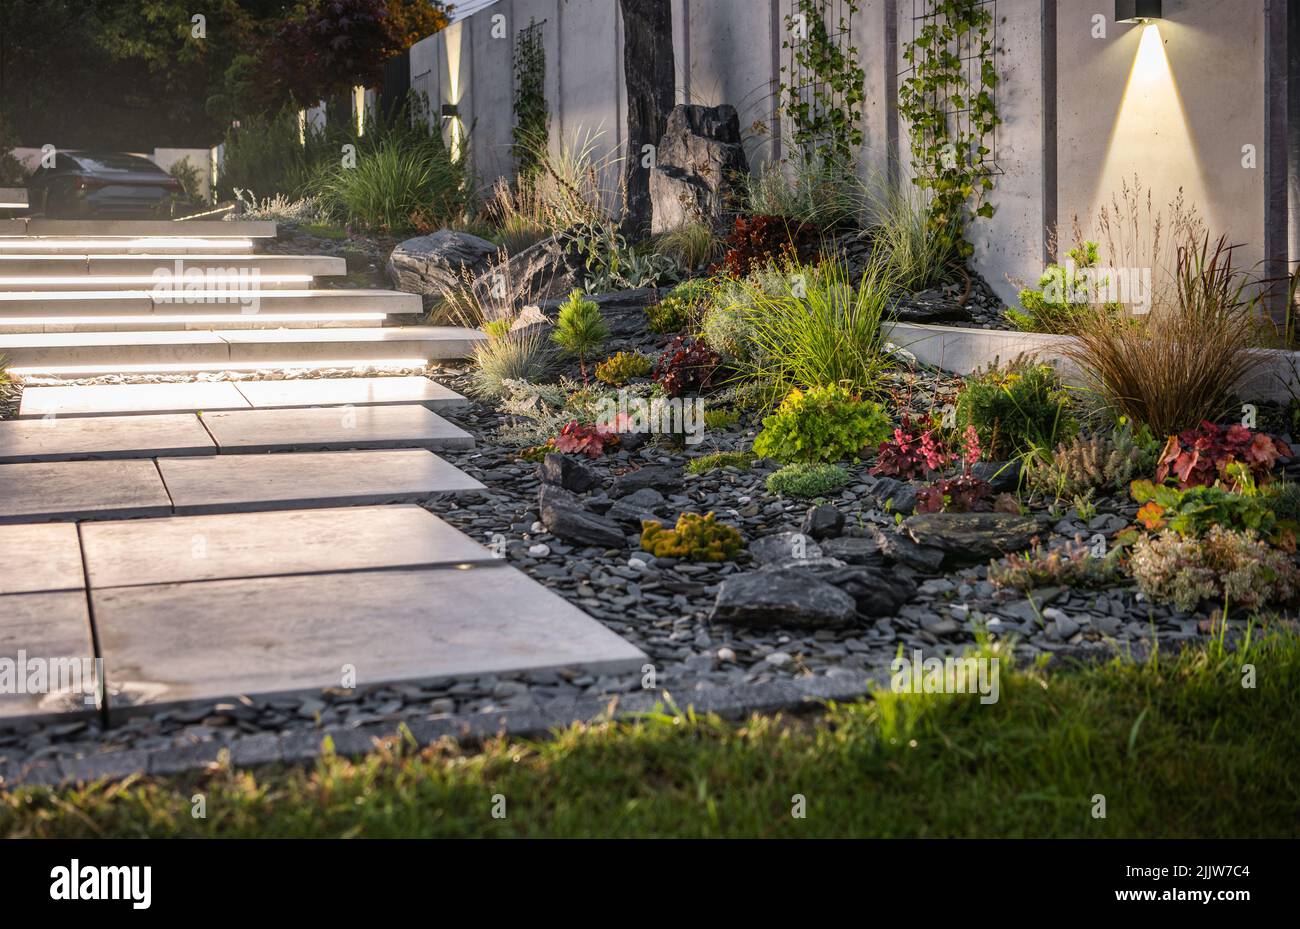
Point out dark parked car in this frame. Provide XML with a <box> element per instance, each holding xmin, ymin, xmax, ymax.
<box><xmin>26</xmin><ymin>151</ymin><xmax>190</xmax><ymax>218</ymax></box>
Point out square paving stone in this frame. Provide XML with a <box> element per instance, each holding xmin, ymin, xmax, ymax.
<box><xmin>0</xmin><ymin>459</ymin><xmax>173</xmax><ymax>524</ymax></box>
<box><xmin>157</xmin><ymin>448</ymin><xmax>483</xmax><ymax>515</ymax></box>
<box><xmin>199</xmin><ymin>404</ymin><xmax>473</xmax><ymax>453</ymax></box>
<box><xmin>18</xmin><ymin>381</ymin><xmax>251</xmax><ymax>418</ymax></box>
<box><xmin>234</xmin><ymin>376</ymin><xmax>468</xmax><ymax>411</ymax></box>
<box><xmin>94</xmin><ymin>565</ymin><xmax>647</xmax><ymax>714</ymax></box>
<box><xmin>0</xmin><ymin>523</ymin><xmax>84</xmax><ymax>595</ymax></box>
<box><xmin>0</xmin><ymin>412</ymin><xmax>214</xmax><ymax>462</ymax></box>
<box><xmin>80</xmin><ymin>505</ymin><xmax>498</xmax><ymax>589</ymax></box>
<box><xmin>0</xmin><ymin>590</ymin><xmax>99</xmax><ymax>721</ymax></box>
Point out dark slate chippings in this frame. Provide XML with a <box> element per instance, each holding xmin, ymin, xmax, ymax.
<box><xmin>0</xmin><ymin>351</ymin><xmax>1251</xmax><ymax>773</ymax></box>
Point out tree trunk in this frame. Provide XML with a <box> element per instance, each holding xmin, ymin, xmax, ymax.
<box><xmin>618</xmin><ymin>0</ymin><xmax>675</xmax><ymax>240</ymax></box>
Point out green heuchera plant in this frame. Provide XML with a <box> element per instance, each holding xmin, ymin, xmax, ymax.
<box><xmin>753</xmin><ymin>384</ymin><xmax>891</xmax><ymax>463</ymax></box>
<box><xmin>551</xmin><ymin>290</ymin><xmax>609</xmax><ymax>380</ymax></box>
<box><xmin>955</xmin><ymin>358</ymin><xmax>1076</xmax><ymax>460</ymax></box>
<box><xmin>1130</xmin><ymin>479</ymin><xmax>1289</xmax><ymax>544</ymax></box>
<box><xmin>765</xmin><ymin>462</ymin><xmax>850</xmax><ymax>498</ymax></box>
<box><xmin>640</xmin><ymin>512</ymin><xmax>744</xmax><ymax>562</ymax></box>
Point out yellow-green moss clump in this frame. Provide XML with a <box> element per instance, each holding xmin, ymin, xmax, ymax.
<box><xmin>640</xmin><ymin>512</ymin><xmax>744</xmax><ymax>562</ymax></box>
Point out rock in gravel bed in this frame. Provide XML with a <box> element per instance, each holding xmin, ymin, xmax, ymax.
<box><xmin>611</xmin><ymin>465</ymin><xmax>683</xmax><ymax>497</ymax></box>
<box><xmin>538</xmin><ymin>453</ymin><xmax>601</xmax><ymax>493</ymax></box>
<box><xmin>538</xmin><ymin>484</ymin><xmax>627</xmax><ymax>548</ymax></box>
<box><xmin>819</xmin><ymin>536</ymin><xmax>885</xmax><ymax>566</ymax></box>
<box><xmin>901</xmin><ymin>513</ymin><xmax>1042</xmax><ymax>565</ymax></box>
<box><xmin>749</xmin><ymin>532</ymin><xmax>821</xmax><ymax>565</ymax></box>
<box><xmin>711</xmin><ymin>569</ymin><xmax>859</xmax><ymax>628</ymax></box>
<box><xmin>800</xmin><ymin>504</ymin><xmax>845</xmax><ymax>540</ymax></box>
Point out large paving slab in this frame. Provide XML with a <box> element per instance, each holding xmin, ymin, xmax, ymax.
<box><xmin>0</xmin><ymin>458</ymin><xmax>172</xmax><ymax>524</ymax></box>
<box><xmin>18</xmin><ymin>381</ymin><xmax>251</xmax><ymax>418</ymax></box>
<box><xmin>0</xmin><ymin>590</ymin><xmax>100</xmax><ymax>721</ymax></box>
<box><xmin>0</xmin><ymin>254</ymin><xmax>343</xmax><ymax>277</ymax></box>
<box><xmin>17</xmin><ymin>219</ymin><xmax>274</xmax><ymax>237</ymax></box>
<box><xmin>0</xmin><ymin>523</ymin><xmax>84</xmax><ymax>594</ymax></box>
<box><xmin>0</xmin><ymin>412</ymin><xmax>215</xmax><ymax>462</ymax></box>
<box><xmin>199</xmin><ymin>404</ymin><xmax>473</xmax><ymax>453</ymax></box>
<box><xmin>157</xmin><ymin>448</ymin><xmax>483</xmax><ymax>515</ymax></box>
<box><xmin>93</xmin><ymin>565</ymin><xmax>646</xmax><ymax>715</ymax></box>
<box><xmin>234</xmin><ymin>376</ymin><xmax>469</xmax><ymax>411</ymax></box>
<box><xmin>80</xmin><ymin>505</ymin><xmax>497</xmax><ymax>589</ymax></box>
<box><xmin>0</xmin><ymin>237</ymin><xmax>256</xmax><ymax>255</ymax></box>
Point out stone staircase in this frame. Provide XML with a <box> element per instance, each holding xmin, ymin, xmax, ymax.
<box><xmin>0</xmin><ymin>221</ymin><xmax>646</xmax><ymax>735</ymax></box>
<box><xmin>0</xmin><ymin>218</ymin><xmax>485</xmax><ymax>374</ymax></box>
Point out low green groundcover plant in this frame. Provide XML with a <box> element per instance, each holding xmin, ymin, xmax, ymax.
<box><xmin>765</xmin><ymin>462</ymin><xmax>850</xmax><ymax>499</ymax></box>
<box><xmin>5</xmin><ymin>633</ymin><xmax>1298</xmax><ymax>837</ymax></box>
<box><xmin>1130</xmin><ymin>479</ymin><xmax>1290</xmax><ymax>544</ymax></box>
<box><xmin>955</xmin><ymin>358</ymin><xmax>1076</xmax><ymax>460</ymax></box>
<box><xmin>594</xmin><ymin>351</ymin><xmax>652</xmax><ymax>386</ymax></box>
<box><xmin>685</xmin><ymin>451</ymin><xmax>752</xmax><ymax>475</ymax></box>
<box><xmin>1129</xmin><ymin>526</ymin><xmax>1300</xmax><ymax>612</ymax></box>
<box><xmin>753</xmin><ymin>384</ymin><xmax>891</xmax><ymax>464</ymax></box>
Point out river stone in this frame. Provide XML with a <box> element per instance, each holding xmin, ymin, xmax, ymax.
<box><xmin>710</xmin><ymin>568</ymin><xmax>858</xmax><ymax>629</ymax></box>
<box><xmin>869</xmin><ymin>476</ymin><xmax>918</xmax><ymax>515</ymax></box>
<box><xmin>537</xmin><ymin>484</ymin><xmax>626</xmax><ymax>548</ymax></box>
<box><xmin>387</xmin><ymin>230</ymin><xmax>499</xmax><ymax>305</ymax></box>
<box><xmin>750</xmin><ymin>531</ymin><xmax>821</xmax><ymax>565</ymax></box>
<box><xmin>819</xmin><ymin>536</ymin><xmax>885</xmax><ymax>566</ymax></box>
<box><xmin>800</xmin><ymin>504</ymin><xmax>845</xmax><ymax>540</ymax></box>
<box><xmin>611</xmin><ymin>464</ymin><xmax>682</xmax><ymax>497</ymax></box>
<box><xmin>901</xmin><ymin>512</ymin><xmax>1042</xmax><ymax>565</ymax></box>
<box><xmin>538</xmin><ymin>453</ymin><xmax>600</xmax><ymax>493</ymax></box>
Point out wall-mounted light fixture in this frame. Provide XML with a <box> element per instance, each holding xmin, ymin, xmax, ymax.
<box><xmin>440</xmin><ymin>104</ymin><xmax>459</xmax><ymax>120</ymax></box>
<box><xmin>1116</xmin><ymin>0</ymin><xmax>1161</xmax><ymax>24</ymax></box>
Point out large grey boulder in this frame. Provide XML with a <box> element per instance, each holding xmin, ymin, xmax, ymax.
<box><xmin>901</xmin><ymin>512</ymin><xmax>1042</xmax><ymax>565</ymax></box>
<box><xmin>650</xmin><ymin>105</ymin><xmax>749</xmax><ymax>234</ymax></box>
<box><xmin>387</xmin><ymin>229</ymin><xmax>500</xmax><ymax>305</ymax></box>
<box><xmin>711</xmin><ymin>568</ymin><xmax>858</xmax><ymax>629</ymax></box>
<box><xmin>538</xmin><ymin>484</ymin><xmax>626</xmax><ymax>548</ymax></box>
<box><xmin>474</xmin><ymin>233</ymin><xmax>580</xmax><ymax>313</ymax></box>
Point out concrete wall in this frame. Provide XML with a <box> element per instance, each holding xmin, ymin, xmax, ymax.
<box><xmin>408</xmin><ymin>0</ymin><xmax>1274</xmax><ymax>307</ymax></box>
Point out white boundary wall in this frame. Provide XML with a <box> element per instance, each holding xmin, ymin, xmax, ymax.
<box><xmin>408</xmin><ymin>0</ymin><xmax>1269</xmax><ymax>306</ymax></box>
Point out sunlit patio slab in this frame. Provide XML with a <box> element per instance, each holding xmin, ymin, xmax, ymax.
<box><xmin>94</xmin><ymin>564</ymin><xmax>646</xmax><ymax>717</ymax></box>
<box><xmin>198</xmin><ymin>404</ymin><xmax>474</xmax><ymax>454</ymax></box>
<box><xmin>79</xmin><ymin>505</ymin><xmax>497</xmax><ymax>588</ymax></box>
<box><xmin>0</xmin><ymin>458</ymin><xmax>173</xmax><ymax>524</ymax></box>
<box><xmin>0</xmin><ymin>412</ymin><xmax>215</xmax><ymax>462</ymax></box>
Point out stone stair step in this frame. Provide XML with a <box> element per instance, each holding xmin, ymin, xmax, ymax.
<box><xmin>0</xmin><ymin>237</ymin><xmax>257</xmax><ymax>255</ymax></box>
<box><xmin>79</xmin><ymin>505</ymin><xmax>498</xmax><ymax>588</ymax></box>
<box><xmin>0</xmin><ymin>288</ymin><xmax>421</xmax><ymax>316</ymax></box>
<box><xmin>0</xmin><ymin>253</ymin><xmax>344</xmax><ymax>281</ymax></box>
<box><xmin>0</xmin><ymin>412</ymin><xmax>216</xmax><ymax>463</ymax></box>
<box><xmin>0</xmin><ymin>219</ymin><xmax>274</xmax><ymax>237</ymax></box>
<box><xmin>201</xmin><ymin>404</ymin><xmax>474</xmax><ymax>454</ymax></box>
<box><xmin>157</xmin><ymin>448</ymin><xmax>484</xmax><ymax>515</ymax></box>
<box><xmin>0</xmin><ymin>326</ymin><xmax>484</xmax><ymax>374</ymax></box>
<box><xmin>93</xmin><ymin>563</ymin><xmax>645</xmax><ymax>719</ymax></box>
<box><xmin>0</xmin><ymin>315</ymin><xmax>384</xmax><ymax>334</ymax></box>
<box><xmin>18</xmin><ymin>376</ymin><xmax>468</xmax><ymax>418</ymax></box>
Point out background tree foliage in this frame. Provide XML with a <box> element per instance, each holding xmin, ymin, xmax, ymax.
<box><xmin>0</xmin><ymin>0</ymin><xmax>447</xmax><ymax>151</ymax></box>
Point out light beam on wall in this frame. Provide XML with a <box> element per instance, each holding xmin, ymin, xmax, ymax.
<box><xmin>443</xmin><ymin>21</ymin><xmax>465</xmax><ymax>162</ymax></box>
<box><xmin>1093</xmin><ymin>23</ymin><xmax>1207</xmax><ymax>277</ymax></box>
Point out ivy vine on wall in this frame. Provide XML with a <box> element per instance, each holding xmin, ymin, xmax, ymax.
<box><xmin>780</xmin><ymin>0</ymin><xmax>866</xmax><ymax>162</ymax></box>
<box><xmin>512</xmin><ymin>19</ymin><xmax>548</xmax><ymax>175</ymax></box>
<box><xmin>897</xmin><ymin>0</ymin><xmax>1000</xmax><ymax>259</ymax></box>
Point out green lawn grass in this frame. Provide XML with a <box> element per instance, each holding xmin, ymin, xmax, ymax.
<box><xmin>3</xmin><ymin>628</ymin><xmax>1298</xmax><ymax>838</ymax></box>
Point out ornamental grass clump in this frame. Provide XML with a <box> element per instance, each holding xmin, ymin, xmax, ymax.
<box><xmin>469</xmin><ymin>327</ymin><xmax>553</xmax><ymax>400</ymax></box>
<box><xmin>1063</xmin><ymin>234</ymin><xmax>1262</xmax><ymax>437</ymax></box>
<box><xmin>753</xmin><ymin>384</ymin><xmax>891</xmax><ymax>464</ymax></box>
<box><xmin>731</xmin><ymin>257</ymin><xmax>896</xmax><ymax>398</ymax></box>
<box><xmin>640</xmin><ymin>513</ymin><xmax>744</xmax><ymax>562</ymax></box>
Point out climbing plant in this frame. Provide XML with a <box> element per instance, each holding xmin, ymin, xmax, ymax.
<box><xmin>897</xmin><ymin>0</ymin><xmax>1000</xmax><ymax>259</ymax></box>
<box><xmin>512</xmin><ymin>19</ymin><xmax>548</xmax><ymax>175</ymax></box>
<box><xmin>780</xmin><ymin>0</ymin><xmax>866</xmax><ymax>162</ymax></box>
